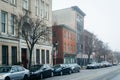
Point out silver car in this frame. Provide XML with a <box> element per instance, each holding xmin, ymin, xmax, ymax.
<box><xmin>0</xmin><ymin>65</ymin><xmax>29</xmax><ymax>80</ymax></box>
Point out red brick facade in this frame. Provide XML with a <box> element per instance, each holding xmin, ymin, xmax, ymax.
<box><xmin>53</xmin><ymin>25</ymin><xmax>77</xmax><ymax>64</ymax></box>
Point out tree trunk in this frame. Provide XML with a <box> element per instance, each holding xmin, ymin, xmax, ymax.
<box><xmin>98</xmin><ymin>56</ymin><xmax>100</xmax><ymax>62</ymax></box>
<box><xmin>28</xmin><ymin>49</ymin><xmax>32</xmax><ymax>70</ymax></box>
<box><xmin>87</xmin><ymin>54</ymin><xmax>91</xmax><ymax>64</ymax></box>
<box><xmin>104</xmin><ymin>55</ymin><xmax>106</xmax><ymax>61</ymax></box>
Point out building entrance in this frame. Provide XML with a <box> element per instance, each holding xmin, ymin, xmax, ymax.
<box><xmin>21</xmin><ymin>48</ymin><xmax>28</xmax><ymax>68</ymax></box>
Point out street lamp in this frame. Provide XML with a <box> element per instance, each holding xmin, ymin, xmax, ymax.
<box><xmin>53</xmin><ymin>41</ymin><xmax>58</xmax><ymax>65</ymax></box>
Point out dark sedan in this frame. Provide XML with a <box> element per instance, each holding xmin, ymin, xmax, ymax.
<box><xmin>68</xmin><ymin>64</ymin><xmax>81</xmax><ymax>73</ymax></box>
<box><xmin>30</xmin><ymin>64</ymin><xmax>54</xmax><ymax>80</ymax></box>
<box><xmin>53</xmin><ymin>64</ymin><xmax>72</xmax><ymax>76</ymax></box>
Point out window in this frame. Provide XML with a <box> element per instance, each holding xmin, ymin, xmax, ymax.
<box><xmin>1</xmin><ymin>11</ymin><xmax>7</xmax><ymax>33</ymax></box>
<box><xmin>64</xmin><ymin>43</ymin><xmax>66</xmax><ymax>51</ymax></box>
<box><xmin>77</xmin><ymin>15</ymin><xmax>83</xmax><ymax>26</ymax></box>
<box><xmin>46</xmin><ymin>50</ymin><xmax>49</xmax><ymax>64</ymax></box>
<box><xmin>35</xmin><ymin>0</ymin><xmax>39</xmax><ymax>16</ymax></box>
<box><xmin>11</xmin><ymin>14</ymin><xmax>15</xmax><ymax>35</ymax></box>
<box><xmin>23</xmin><ymin>0</ymin><xmax>29</xmax><ymax>10</ymax></box>
<box><xmin>41</xmin><ymin>50</ymin><xmax>45</xmax><ymax>64</ymax></box>
<box><xmin>53</xmin><ymin>31</ymin><xmax>56</xmax><ymax>37</ymax></box>
<box><xmin>36</xmin><ymin>49</ymin><xmax>40</xmax><ymax>64</ymax></box>
<box><xmin>11</xmin><ymin>46</ymin><xmax>17</xmax><ymax>65</ymax></box>
<box><xmin>17</xmin><ymin>66</ymin><xmax>24</xmax><ymax>71</ymax></box>
<box><xmin>40</xmin><ymin>1</ymin><xmax>44</xmax><ymax>18</ymax></box>
<box><xmin>45</xmin><ymin>4</ymin><xmax>49</xmax><ymax>20</ymax></box>
<box><xmin>64</xmin><ymin>31</ymin><xmax>66</xmax><ymax>38</ymax></box>
<box><xmin>11</xmin><ymin>0</ymin><xmax>16</xmax><ymax>5</ymax></box>
<box><xmin>2</xmin><ymin>45</ymin><xmax>8</xmax><ymax>65</ymax></box>
<box><xmin>11</xmin><ymin>67</ymin><xmax>18</xmax><ymax>72</ymax></box>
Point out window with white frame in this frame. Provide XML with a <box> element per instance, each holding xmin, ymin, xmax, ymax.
<box><xmin>46</xmin><ymin>50</ymin><xmax>49</xmax><ymax>64</ymax></box>
<box><xmin>35</xmin><ymin>0</ymin><xmax>39</xmax><ymax>16</ymax></box>
<box><xmin>1</xmin><ymin>11</ymin><xmax>7</xmax><ymax>33</ymax></box>
<box><xmin>11</xmin><ymin>46</ymin><xmax>17</xmax><ymax>65</ymax></box>
<box><xmin>36</xmin><ymin>49</ymin><xmax>40</xmax><ymax>64</ymax></box>
<box><xmin>23</xmin><ymin>0</ymin><xmax>29</xmax><ymax>10</ymax></box>
<box><xmin>40</xmin><ymin>1</ymin><xmax>44</xmax><ymax>18</ymax></box>
<box><xmin>41</xmin><ymin>49</ymin><xmax>45</xmax><ymax>64</ymax></box>
<box><xmin>45</xmin><ymin>4</ymin><xmax>49</xmax><ymax>20</ymax></box>
<box><xmin>11</xmin><ymin>0</ymin><xmax>16</xmax><ymax>5</ymax></box>
<box><xmin>39</xmin><ymin>0</ymin><xmax>41</xmax><ymax>17</ymax></box>
<box><xmin>11</xmin><ymin>14</ymin><xmax>15</xmax><ymax>35</ymax></box>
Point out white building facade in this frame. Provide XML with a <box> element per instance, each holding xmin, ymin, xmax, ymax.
<box><xmin>0</xmin><ymin>0</ymin><xmax>52</xmax><ymax>68</ymax></box>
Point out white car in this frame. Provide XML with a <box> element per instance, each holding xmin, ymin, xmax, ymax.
<box><xmin>100</xmin><ymin>61</ymin><xmax>112</xmax><ymax>67</ymax></box>
<box><xmin>0</xmin><ymin>65</ymin><xmax>29</xmax><ymax>80</ymax></box>
<box><xmin>87</xmin><ymin>62</ymin><xmax>99</xmax><ymax>69</ymax></box>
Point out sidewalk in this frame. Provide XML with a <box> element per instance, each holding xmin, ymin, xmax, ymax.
<box><xmin>81</xmin><ymin>66</ymin><xmax>87</xmax><ymax>70</ymax></box>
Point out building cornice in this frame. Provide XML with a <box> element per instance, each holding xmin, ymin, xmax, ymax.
<box><xmin>71</xmin><ymin>6</ymin><xmax>86</xmax><ymax>16</ymax></box>
<box><xmin>0</xmin><ymin>35</ymin><xmax>19</xmax><ymax>41</ymax></box>
<box><xmin>59</xmin><ymin>24</ymin><xmax>76</xmax><ymax>33</ymax></box>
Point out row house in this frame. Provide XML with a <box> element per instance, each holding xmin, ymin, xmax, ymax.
<box><xmin>53</xmin><ymin>24</ymin><xmax>77</xmax><ymax>64</ymax></box>
<box><xmin>0</xmin><ymin>0</ymin><xmax>52</xmax><ymax>68</ymax></box>
<box><xmin>52</xmin><ymin>6</ymin><xmax>85</xmax><ymax>64</ymax></box>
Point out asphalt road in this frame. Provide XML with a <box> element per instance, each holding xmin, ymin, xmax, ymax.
<box><xmin>111</xmin><ymin>72</ymin><xmax>120</xmax><ymax>80</ymax></box>
<box><xmin>42</xmin><ymin>65</ymin><xmax>120</xmax><ymax>80</ymax></box>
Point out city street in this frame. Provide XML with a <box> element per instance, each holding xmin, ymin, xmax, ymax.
<box><xmin>43</xmin><ymin>65</ymin><xmax>120</xmax><ymax>80</ymax></box>
<box><xmin>1</xmin><ymin>0</ymin><xmax>120</xmax><ymax>80</ymax></box>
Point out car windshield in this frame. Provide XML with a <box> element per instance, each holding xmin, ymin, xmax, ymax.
<box><xmin>53</xmin><ymin>65</ymin><xmax>61</xmax><ymax>69</ymax></box>
<box><xmin>0</xmin><ymin>66</ymin><xmax>11</xmax><ymax>73</ymax></box>
<box><xmin>30</xmin><ymin>65</ymin><xmax>43</xmax><ymax>72</ymax></box>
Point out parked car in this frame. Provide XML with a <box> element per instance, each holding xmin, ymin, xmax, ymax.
<box><xmin>0</xmin><ymin>65</ymin><xmax>29</xmax><ymax>80</ymax></box>
<box><xmin>30</xmin><ymin>64</ymin><xmax>54</xmax><ymax>80</ymax></box>
<box><xmin>53</xmin><ymin>64</ymin><xmax>72</xmax><ymax>76</ymax></box>
<box><xmin>100</xmin><ymin>61</ymin><xmax>112</xmax><ymax>67</ymax></box>
<box><xmin>68</xmin><ymin>64</ymin><xmax>81</xmax><ymax>73</ymax></box>
<box><xmin>86</xmin><ymin>62</ymin><xmax>99</xmax><ymax>69</ymax></box>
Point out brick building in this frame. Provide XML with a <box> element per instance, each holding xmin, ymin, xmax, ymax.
<box><xmin>53</xmin><ymin>24</ymin><xmax>76</xmax><ymax>64</ymax></box>
<box><xmin>52</xmin><ymin>6</ymin><xmax>85</xmax><ymax>65</ymax></box>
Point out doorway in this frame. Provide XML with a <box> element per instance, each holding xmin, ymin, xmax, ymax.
<box><xmin>21</xmin><ymin>48</ymin><xmax>28</xmax><ymax>68</ymax></box>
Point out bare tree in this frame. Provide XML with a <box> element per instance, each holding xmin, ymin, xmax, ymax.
<box><xmin>94</xmin><ymin>39</ymin><xmax>111</xmax><ymax>62</ymax></box>
<box><xmin>16</xmin><ymin>12</ymin><xmax>52</xmax><ymax>70</ymax></box>
<box><xmin>84</xmin><ymin>30</ymin><xmax>96</xmax><ymax>64</ymax></box>
<box><xmin>94</xmin><ymin>40</ymin><xmax>104</xmax><ymax>62</ymax></box>
<box><xmin>107</xmin><ymin>51</ymin><xmax>114</xmax><ymax>64</ymax></box>
<box><xmin>113</xmin><ymin>51</ymin><xmax>120</xmax><ymax>64</ymax></box>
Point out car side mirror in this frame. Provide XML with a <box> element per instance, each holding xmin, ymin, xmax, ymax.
<box><xmin>62</xmin><ymin>67</ymin><xmax>65</xmax><ymax>69</ymax></box>
<box><xmin>10</xmin><ymin>70</ymin><xmax>15</xmax><ymax>73</ymax></box>
<box><xmin>43</xmin><ymin>68</ymin><xmax>46</xmax><ymax>70</ymax></box>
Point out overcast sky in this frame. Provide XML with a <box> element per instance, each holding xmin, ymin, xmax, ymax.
<box><xmin>52</xmin><ymin>0</ymin><xmax>120</xmax><ymax>51</ymax></box>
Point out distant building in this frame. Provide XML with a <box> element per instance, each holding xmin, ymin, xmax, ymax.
<box><xmin>0</xmin><ymin>0</ymin><xmax>52</xmax><ymax>67</ymax></box>
<box><xmin>53</xmin><ymin>6</ymin><xmax>85</xmax><ymax>64</ymax></box>
<box><xmin>53</xmin><ymin>24</ymin><xmax>76</xmax><ymax>64</ymax></box>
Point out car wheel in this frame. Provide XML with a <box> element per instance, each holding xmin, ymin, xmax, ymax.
<box><xmin>23</xmin><ymin>75</ymin><xmax>28</xmax><ymax>80</ymax></box>
<box><xmin>73</xmin><ymin>69</ymin><xmax>76</xmax><ymax>73</ymax></box>
<box><xmin>60</xmin><ymin>71</ymin><xmax>63</xmax><ymax>76</ymax></box>
<box><xmin>51</xmin><ymin>72</ymin><xmax>54</xmax><ymax>77</ymax></box>
<box><xmin>69</xmin><ymin>70</ymin><xmax>72</xmax><ymax>74</ymax></box>
<box><xmin>78</xmin><ymin>69</ymin><xmax>80</xmax><ymax>72</ymax></box>
<box><xmin>5</xmin><ymin>77</ymin><xmax>10</xmax><ymax>80</ymax></box>
<box><xmin>40</xmin><ymin>73</ymin><xmax>43</xmax><ymax>79</ymax></box>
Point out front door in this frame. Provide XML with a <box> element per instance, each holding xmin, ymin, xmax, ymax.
<box><xmin>21</xmin><ymin>48</ymin><xmax>28</xmax><ymax>68</ymax></box>
<box><xmin>2</xmin><ymin>45</ymin><xmax>8</xmax><ymax>65</ymax></box>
